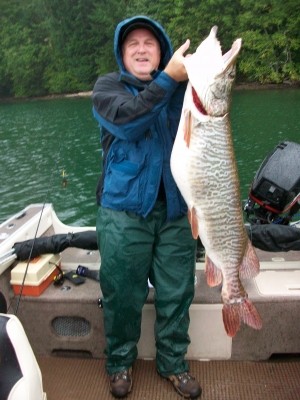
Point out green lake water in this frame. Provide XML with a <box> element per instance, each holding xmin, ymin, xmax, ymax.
<box><xmin>0</xmin><ymin>89</ymin><xmax>299</xmax><ymax>227</ymax></box>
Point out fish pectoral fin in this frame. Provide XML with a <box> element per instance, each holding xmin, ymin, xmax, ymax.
<box><xmin>188</xmin><ymin>208</ymin><xmax>192</xmax><ymax>225</ymax></box>
<box><xmin>190</xmin><ymin>207</ymin><xmax>199</xmax><ymax>239</ymax></box>
<box><xmin>184</xmin><ymin>110</ymin><xmax>192</xmax><ymax>148</ymax></box>
<box><xmin>239</xmin><ymin>239</ymin><xmax>260</xmax><ymax>279</ymax></box>
<box><xmin>222</xmin><ymin>299</ymin><xmax>262</xmax><ymax>337</ymax></box>
<box><xmin>205</xmin><ymin>256</ymin><xmax>223</xmax><ymax>287</ymax></box>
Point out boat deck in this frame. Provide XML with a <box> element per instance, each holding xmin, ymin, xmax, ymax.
<box><xmin>37</xmin><ymin>355</ymin><xmax>300</xmax><ymax>400</ymax></box>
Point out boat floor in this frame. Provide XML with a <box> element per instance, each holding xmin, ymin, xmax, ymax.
<box><xmin>37</xmin><ymin>355</ymin><xmax>300</xmax><ymax>400</ymax></box>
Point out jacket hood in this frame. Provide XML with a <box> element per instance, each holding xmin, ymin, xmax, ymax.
<box><xmin>114</xmin><ymin>16</ymin><xmax>173</xmax><ymax>74</ymax></box>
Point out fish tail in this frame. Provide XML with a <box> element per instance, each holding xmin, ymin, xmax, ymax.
<box><xmin>222</xmin><ymin>299</ymin><xmax>262</xmax><ymax>337</ymax></box>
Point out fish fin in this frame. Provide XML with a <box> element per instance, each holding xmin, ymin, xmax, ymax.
<box><xmin>239</xmin><ymin>239</ymin><xmax>260</xmax><ymax>279</ymax></box>
<box><xmin>222</xmin><ymin>303</ymin><xmax>240</xmax><ymax>337</ymax></box>
<box><xmin>190</xmin><ymin>207</ymin><xmax>199</xmax><ymax>239</ymax></box>
<box><xmin>222</xmin><ymin>299</ymin><xmax>262</xmax><ymax>337</ymax></box>
<box><xmin>184</xmin><ymin>110</ymin><xmax>192</xmax><ymax>148</ymax></box>
<box><xmin>239</xmin><ymin>299</ymin><xmax>262</xmax><ymax>331</ymax></box>
<box><xmin>205</xmin><ymin>256</ymin><xmax>223</xmax><ymax>287</ymax></box>
<box><xmin>187</xmin><ymin>209</ymin><xmax>191</xmax><ymax>225</ymax></box>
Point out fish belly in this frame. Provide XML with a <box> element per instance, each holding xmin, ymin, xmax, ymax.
<box><xmin>170</xmin><ymin>110</ymin><xmax>193</xmax><ymax>204</ymax></box>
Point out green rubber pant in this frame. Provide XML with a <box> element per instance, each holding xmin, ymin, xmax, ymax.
<box><xmin>96</xmin><ymin>202</ymin><xmax>196</xmax><ymax>376</ymax></box>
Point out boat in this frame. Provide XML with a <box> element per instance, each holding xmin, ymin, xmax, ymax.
<box><xmin>1</xmin><ymin>141</ymin><xmax>300</xmax><ymax>399</ymax></box>
<box><xmin>1</xmin><ymin>202</ymin><xmax>300</xmax><ymax>400</ymax></box>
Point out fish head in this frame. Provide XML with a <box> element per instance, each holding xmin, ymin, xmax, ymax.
<box><xmin>184</xmin><ymin>26</ymin><xmax>242</xmax><ymax>117</ymax></box>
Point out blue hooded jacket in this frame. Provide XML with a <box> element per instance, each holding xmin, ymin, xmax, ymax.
<box><xmin>92</xmin><ymin>15</ymin><xmax>187</xmax><ymax>220</ymax></box>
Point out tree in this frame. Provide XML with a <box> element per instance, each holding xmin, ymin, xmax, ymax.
<box><xmin>90</xmin><ymin>0</ymin><xmax>126</xmax><ymax>76</ymax></box>
<box><xmin>0</xmin><ymin>0</ymin><xmax>50</xmax><ymax>96</ymax></box>
<box><xmin>0</xmin><ymin>0</ymin><xmax>299</xmax><ymax>98</ymax></box>
<box><xmin>42</xmin><ymin>0</ymin><xmax>98</xmax><ymax>93</ymax></box>
<box><xmin>237</xmin><ymin>0</ymin><xmax>300</xmax><ymax>83</ymax></box>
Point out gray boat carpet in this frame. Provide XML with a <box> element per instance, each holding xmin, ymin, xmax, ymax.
<box><xmin>37</xmin><ymin>356</ymin><xmax>300</xmax><ymax>400</ymax></box>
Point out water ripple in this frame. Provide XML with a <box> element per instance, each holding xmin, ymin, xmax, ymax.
<box><xmin>1</xmin><ymin>91</ymin><xmax>299</xmax><ymax>226</ymax></box>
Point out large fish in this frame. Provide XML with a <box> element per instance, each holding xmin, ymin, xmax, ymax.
<box><xmin>171</xmin><ymin>26</ymin><xmax>262</xmax><ymax>337</ymax></box>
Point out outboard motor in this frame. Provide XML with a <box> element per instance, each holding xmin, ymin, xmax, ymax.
<box><xmin>244</xmin><ymin>141</ymin><xmax>300</xmax><ymax>225</ymax></box>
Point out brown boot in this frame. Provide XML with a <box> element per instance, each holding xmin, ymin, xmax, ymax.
<box><xmin>109</xmin><ymin>368</ymin><xmax>132</xmax><ymax>398</ymax></box>
<box><xmin>166</xmin><ymin>372</ymin><xmax>202</xmax><ymax>399</ymax></box>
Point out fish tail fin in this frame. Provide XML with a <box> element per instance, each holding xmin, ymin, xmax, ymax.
<box><xmin>222</xmin><ymin>298</ymin><xmax>262</xmax><ymax>337</ymax></box>
<box><xmin>239</xmin><ymin>239</ymin><xmax>260</xmax><ymax>279</ymax></box>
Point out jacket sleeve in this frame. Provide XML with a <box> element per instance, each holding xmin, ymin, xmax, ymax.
<box><xmin>92</xmin><ymin>71</ymin><xmax>179</xmax><ymax>142</ymax></box>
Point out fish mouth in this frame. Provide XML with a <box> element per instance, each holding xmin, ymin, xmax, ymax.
<box><xmin>187</xmin><ymin>26</ymin><xmax>242</xmax><ymax>117</ymax></box>
<box><xmin>209</xmin><ymin>25</ymin><xmax>242</xmax><ymax>73</ymax></box>
<box><xmin>222</xmin><ymin>37</ymin><xmax>242</xmax><ymax>72</ymax></box>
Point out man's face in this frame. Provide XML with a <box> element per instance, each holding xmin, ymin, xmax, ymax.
<box><xmin>122</xmin><ymin>28</ymin><xmax>161</xmax><ymax>81</ymax></box>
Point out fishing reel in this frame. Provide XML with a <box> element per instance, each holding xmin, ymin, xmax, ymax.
<box><xmin>244</xmin><ymin>141</ymin><xmax>300</xmax><ymax>225</ymax></box>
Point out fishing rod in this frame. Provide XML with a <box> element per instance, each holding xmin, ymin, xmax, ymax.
<box><xmin>14</xmin><ymin>203</ymin><xmax>47</xmax><ymax>314</ymax></box>
<box><xmin>4</xmin><ymin>134</ymin><xmax>69</xmax><ymax>315</ymax></box>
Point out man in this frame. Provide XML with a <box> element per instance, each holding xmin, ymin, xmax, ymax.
<box><xmin>92</xmin><ymin>15</ymin><xmax>202</xmax><ymax>399</ymax></box>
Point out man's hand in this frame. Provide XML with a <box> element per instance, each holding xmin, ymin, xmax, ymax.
<box><xmin>164</xmin><ymin>39</ymin><xmax>190</xmax><ymax>82</ymax></box>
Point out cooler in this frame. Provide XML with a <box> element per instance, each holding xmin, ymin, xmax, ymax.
<box><xmin>10</xmin><ymin>253</ymin><xmax>61</xmax><ymax>296</ymax></box>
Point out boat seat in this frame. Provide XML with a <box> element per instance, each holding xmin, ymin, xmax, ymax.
<box><xmin>0</xmin><ymin>292</ymin><xmax>7</xmax><ymax>313</ymax></box>
<box><xmin>0</xmin><ymin>313</ymin><xmax>47</xmax><ymax>400</ymax></box>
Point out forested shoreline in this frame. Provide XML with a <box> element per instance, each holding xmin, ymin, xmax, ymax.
<box><xmin>1</xmin><ymin>0</ymin><xmax>299</xmax><ymax>99</ymax></box>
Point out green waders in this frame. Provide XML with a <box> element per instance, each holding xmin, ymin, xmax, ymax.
<box><xmin>97</xmin><ymin>201</ymin><xmax>196</xmax><ymax>376</ymax></box>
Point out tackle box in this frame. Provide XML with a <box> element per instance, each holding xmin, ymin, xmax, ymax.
<box><xmin>10</xmin><ymin>253</ymin><xmax>61</xmax><ymax>296</ymax></box>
